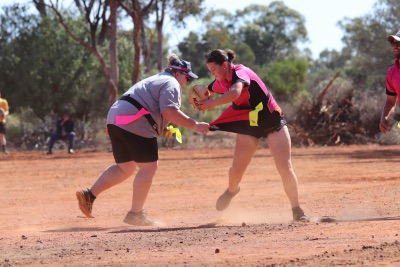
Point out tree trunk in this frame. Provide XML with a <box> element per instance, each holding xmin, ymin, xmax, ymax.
<box><xmin>109</xmin><ymin>0</ymin><xmax>119</xmax><ymax>104</ymax></box>
<box><xmin>155</xmin><ymin>0</ymin><xmax>166</xmax><ymax>71</ymax></box>
<box><xmin>48</xmin><ymin>1</ymin><xmax>118</xmax><ymax>106</ymax></box>
<box><xmin>132</xmin><ymin>16</ymin><xmax>141</xmax><ymax>84</ymax></box>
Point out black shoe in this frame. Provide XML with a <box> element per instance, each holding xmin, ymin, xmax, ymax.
<box><xmin>292</xmin><ymin>206</ymin><xmax>307</xmax><ymax>221</ymax></box>
<box><xmin>216</xmin><ymin>187</ymin><xmax>240</xmax><ymax>211</ymax></box>
<box><xmin>46</xmin><ymin>150</ymin><xmax>53</xmax><ymax>155</ymax></box>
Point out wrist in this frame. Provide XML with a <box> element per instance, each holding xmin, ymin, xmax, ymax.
<box><xmin>191</xmin><ymin>120</ymin><xmax>198</xmax><ymax>130</ymax></box>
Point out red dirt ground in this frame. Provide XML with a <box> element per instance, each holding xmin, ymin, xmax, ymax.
<box><xmin>1</xmin><ymin>145</ymin><xmax>400</xmax><ymax>266</ymax></box>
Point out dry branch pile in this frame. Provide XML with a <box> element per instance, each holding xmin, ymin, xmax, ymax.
<box><xmin>288</xmin><ymin>72</ymin><xmax>376</xmax><ymax>146</ymax></box>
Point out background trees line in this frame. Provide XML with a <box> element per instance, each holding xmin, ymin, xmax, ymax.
<box><xmin>0</xmin><ymin>0</ymin><xmax>399</xmax><ymax>149</ymax></box>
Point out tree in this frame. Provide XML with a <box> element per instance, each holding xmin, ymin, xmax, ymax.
<box><xmin>177</xmin><ymin>32</ymin><xmax>213</xmax><ymax>77</ymax></box>
<box><xmin>236</xmin><ymin>2</ymin><xmax>308</xmax><ymax>67</ymax></box>
<box><xmin>153</xmin><ymin>0</ymin><xmax>204</xmax><ymax>71</ymax></box>
<box><xmin>46</xmin><ymin>0</ymin><xmax>119</xmax><ymax>106</ymax></box>
<box><xmin>0</xmin><ymin>4</ymin><xmax>105</xmax><ymax>119</ymax></box>
<box><xmin>259</xmin><ymin>57</ymin><xmax>309</xmax><ymax>103</ymax></box>
<box><xmin>118</xmin><ymin>0</ymin><xmax>154</xmax><ymax>84</ymax></box>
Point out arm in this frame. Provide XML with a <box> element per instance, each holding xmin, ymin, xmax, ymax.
<box><xmin>2</xmin><ymin>100</ymin><xmax>9</xmax><ymax>116</ymax></box>
<box><xmin>63</xmin><ymin>120</ymin><xmax>74</xmax><ymax>133</ymax></box>
<box><xmin>162</xmin><ymin>108</ymin><xmax>209</xmax><ymax>134</ymax></box>
<box><xmin>200</xmin><ymin>82</ymin><xmax>244</xmax><ymax>111</ymax></box>
<box><xmin>379</xmin><ymin>95</ymin><xmax>397</xmax><ymax>133</ymax></box>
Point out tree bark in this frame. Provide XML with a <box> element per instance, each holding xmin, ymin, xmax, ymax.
<box><xmin>118</xmin><ymin>0</ymin><xmax>154</xmax><ymax>84</ymax></box>
<box><xmin>109</xmin><ymin>0</ymin><xmax>119</xmax><ymax>103</ymax></box>
<box><xmin>47</xmin><ymin>1</ymin><xmax>118</xmax><ymax>106</ymax></box>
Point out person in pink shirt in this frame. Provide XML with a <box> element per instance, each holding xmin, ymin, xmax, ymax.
<box><xmin>380</xmin><ymin>30</ymin><xmax>400</xmax><ymax>133</ymax></box>
<box><xmin>200</xmin><ymin>49</ymin><xmax>306</xmax><ymax>221</ymax></box>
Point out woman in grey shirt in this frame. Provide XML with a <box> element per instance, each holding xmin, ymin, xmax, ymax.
<box><xmin>76</xmin><ymin>54</ymin><xmax>209</xmax><ymax>226</ymax></box>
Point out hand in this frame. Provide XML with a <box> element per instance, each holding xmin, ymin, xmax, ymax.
<box><xmin>379</xmin><ymin>117</ymin><xmax>390</xmax><ymax>133</ymax></box>
<box><xmin>163</xmin><ymin>127</ymin><xmax>173</xmax><ymax>139</ymax></box>
<box><xmin>198</xmin><ymin>99</ymin><xmax>214</xmax><ymax>111</ymax></box>
<box><xmin>194</xmin><ymin>122</ymin><xmax>210</xmax><ymax>134</ymax></box>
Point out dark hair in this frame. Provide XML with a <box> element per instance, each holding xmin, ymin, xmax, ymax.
<box><xmin>204</xmin><ymin>49</ymin><xmax>236</xmax><ymax>65</ymax></box>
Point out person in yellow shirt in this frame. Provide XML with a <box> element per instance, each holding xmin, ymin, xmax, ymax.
<box><xmin>0</xmin><ymin>92</ymin><xmax>9</xmax><ymax>154</ymax></box>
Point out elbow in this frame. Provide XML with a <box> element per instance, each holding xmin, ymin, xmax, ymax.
<box><xmin>231</xmin><ymin>91</ymin><xmax>241</xmax><ymax>101</ymax></box>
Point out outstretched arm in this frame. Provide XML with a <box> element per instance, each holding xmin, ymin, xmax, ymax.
<box><xmin>379</xmin><ymin>95</ymin><xmax>397</xmax><ymax>133</ymax></box>
<box><xmin>162</xmin><ymin>108</ymin><xmax>209</xmax><ymax>134</ymax></box>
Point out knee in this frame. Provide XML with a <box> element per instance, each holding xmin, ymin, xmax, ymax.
<box><xmin>276</xmin><ymin>160</ymin><xmax>295</xmax><ymax>176</ymax></box>
<box><xmin>116</xmin><ymin>165</ymin><xmax>135</xmax><ymax>178</ymax></box>
<box><xmin>148</xmin><ymin>164</ymin><xmax>158</xmax><ymax>176</ymax></box>
<box><xmin>141</xmin><ymin>163</ymin><xmax>158</xmax><ymax>177</ymax></box>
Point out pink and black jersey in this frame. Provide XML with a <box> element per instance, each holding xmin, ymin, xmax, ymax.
<box><xmin>386</xmin><ymin>59</ymin><xmax>400</xmax><ymax>102</ymax></box>
<box><xmin>208</xmin><ymin>64</ymin><xmax>285</xmax><ymax>138</ymax></box>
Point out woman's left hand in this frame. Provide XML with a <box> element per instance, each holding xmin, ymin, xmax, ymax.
<box><xmin>163</xmin><ymin>127</ymin><xmax>173</xmax><ymax>138</ymax></box>
<box><xmin>198</xmin><ymin>98</ymin><xmax>214</xmax><ymax>111</ymax></box>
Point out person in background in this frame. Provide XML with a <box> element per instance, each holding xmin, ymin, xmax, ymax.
<box><xmin>47</xmin><ymin>112</ymin><xmax>75</xmax><ymax>154</ymax></box>
<box><xmin>199</xmin><ymin>48</ymin><xmax>307</xmax><ymax>221</ymax></box>
<box><xmin>0</xmin><ymin>92</ymin><xmax>10</xmax><ymax>154</ymax></box>
<box><xmin>379</xmin><ymin>29</ymin><xmax>400</xmax><ymax>133</ymax></box>
<box><xmin>75</xmin><ymin>54</ymin><xmax>209</xmax><ymax>226</ymax></box>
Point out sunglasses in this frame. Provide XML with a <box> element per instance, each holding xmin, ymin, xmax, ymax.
<box><xmin>180</xmin><ymin>72</ymin><xmax>192</xmax><ymax>84</ymax></box>
<box><xmin>390</xmin><ymin>41</ymin><xmax>400</xmax><ymax>47</ymax></box>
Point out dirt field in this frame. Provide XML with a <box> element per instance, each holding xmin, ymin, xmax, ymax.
<box><xmin>1</xmin><ymin>144</ymin><xmax>400</xmax><ymax>267</ymax></box>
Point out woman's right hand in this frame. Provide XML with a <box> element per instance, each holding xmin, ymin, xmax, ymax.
<box><xmin>379</xmin><ymin>117</ymin><xmax>390</xmax><ymax>133</ymax></box>
<box><xmin>194</xmin><ymin>122</ymin><xmax>210</xmax><ymax>134</ymax></box>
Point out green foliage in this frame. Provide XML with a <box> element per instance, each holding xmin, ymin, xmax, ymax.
<box><xmin>178</xmin><ymin>32</ymin><xmax>213</xmax><ymax>78</ymax></box>
<box><xmin>0</xmin><ymin>6</ymin><xmax>109</xmax><ymax>120</ymax></box>
<box><xmin>339</xmin><ymin>17</ymin><xmax>390</xmax><ymax>91</ymax></box>
<box><xmin>259</xmin><ymin>57</ymin><xmax>309</xmax><ymax>103</ymax></box>
<box><xmin>167</xmin><ymin>0</ymin><xmax>205</xmax><ymax>25</ymax></box>
<box><xmin>236</xmin><ymin>2</ymin><xmax>308</xmax><ymax>66</ymax></box>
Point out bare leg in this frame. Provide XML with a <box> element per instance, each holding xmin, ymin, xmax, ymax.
<box><xmin>215</xmin><ymin>134</ymin><xmax>260</xmax><ymax>211</ymax></box>
<box><xmin>267</xmin><ymin>126</ymin><xmax>300</xmax><ymax>208</ymax></box>
<box><xmin>228</xmin><ymin>134</ymin><xmax>260</xmax><ymax>192</ymax></box>
<box><xmin>90</xmin><ymin>161</ymin><xmax>137</xmax><ymax>196</ymax></box>
<box><xmin>0</xmin><ymin>133</ymin><xmax>8</xmax><ymax>154</ymax></box>
<box><xmin>0</xmin><ymin>133</ymin><xmax>5</xmax><ymax>146</ymax></box>
<box><xmin>130</xmin><ymin>161</ymin><xmax>158</xmax><ymax>212</ymax></box>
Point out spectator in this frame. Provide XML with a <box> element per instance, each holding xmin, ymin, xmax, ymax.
<box><xmin>47</xmin><ymin>112</ymin><xmax>75</xmax><ymax>154</ymax></box>
<box><xmin>0</xmin><ymin>92</ymin><xmax>9</xmax><ymax>154</ymax></box>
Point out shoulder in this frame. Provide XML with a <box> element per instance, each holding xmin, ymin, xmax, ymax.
<box><xmin>232</xmin><ymin>64</ymin><xmax>251</xmax><ymax>84</ymax></box>
<box><xmin>387</xmin><ymin>64</ymin><xmax>400</xmax><ymax>79</ymax></box>
<box><xmin>156</xmin><ymin>72</ymin><xmax>180</xmax><ymax>88</ymax></box>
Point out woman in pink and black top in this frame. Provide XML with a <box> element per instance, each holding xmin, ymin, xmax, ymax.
<box><xmin>200</xmin><ymin>49</ymin><xmax>306</xmax><ymax>221</ymax></box>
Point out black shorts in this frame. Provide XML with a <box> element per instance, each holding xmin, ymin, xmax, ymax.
<box><xmin>210</xmin><ymin>111</ymin><xmax>287</xmax><ymax>139</ymax></box>
<box><xmin>0</xmin><ymin>122</ymin><xmax>6</xmax><ymax>134</ymax></box>
<box><xmin>107</xmin><ymin>124</ymin><xmax>158</xmax><ymax>163</ymax></box>
<box><xmin>261</xmin><ymin>112</ymin><xmax>287</xmax><ymax>137</ymax></box>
